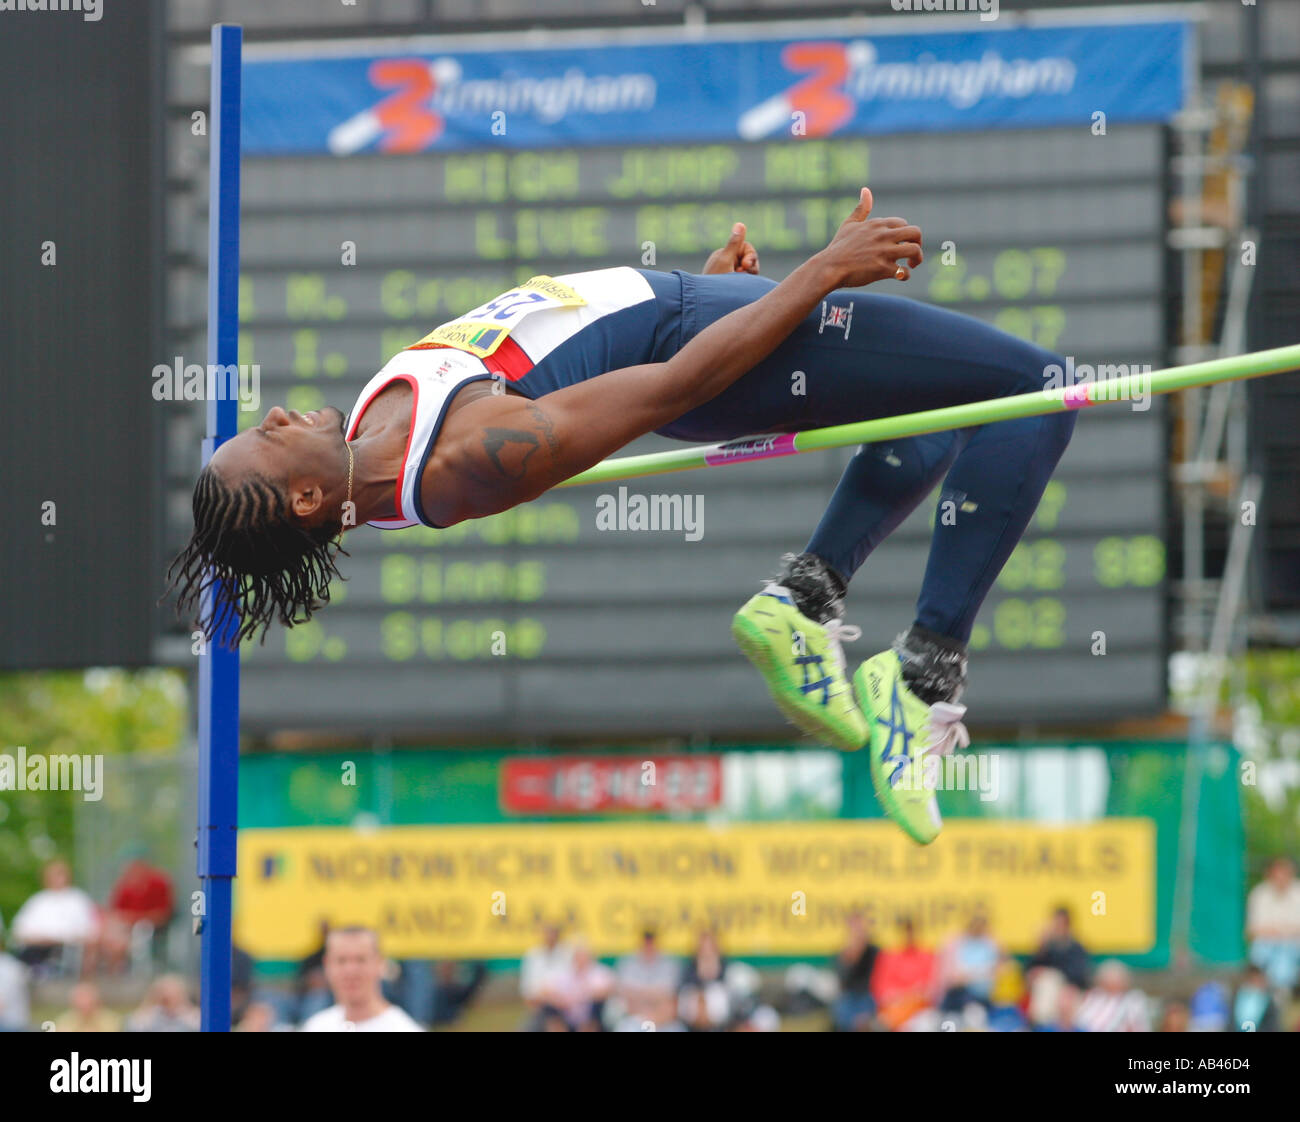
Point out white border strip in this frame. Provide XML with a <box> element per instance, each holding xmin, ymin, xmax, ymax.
<box><xmin>182</xmin><ymin>5</ymin><xmax>1208</xmax><ymax>65</ymax></box>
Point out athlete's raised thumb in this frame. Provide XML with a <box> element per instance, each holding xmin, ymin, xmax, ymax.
<box><xmin>848</xmin><ymin>187</ymin><xmax>873</xmax><ymax>222</ymax></box>
<box><xmin>728</xmin><ymin>222</ymin><xmax>747</xmax><ymax>244</ymax></box>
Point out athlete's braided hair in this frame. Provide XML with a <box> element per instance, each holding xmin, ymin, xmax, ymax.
<box><xmin>164</xmin><ymin>462</ymin><xmax>347</xmax><ymax>648</ymax></box>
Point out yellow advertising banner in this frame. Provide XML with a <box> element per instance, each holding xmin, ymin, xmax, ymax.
<box><xmin>235</xmin><ymin>818</ymin><xmax>1156</xmax><ymax>960</ymax></box>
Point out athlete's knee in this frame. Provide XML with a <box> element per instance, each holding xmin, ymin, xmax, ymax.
<box><xmin>1008</xmin><ymin>344</ymin><xmax>1063</xmax><ymax>397</ymax></box>
<box><xmin>1037</xmin><ymin>407</ymin><xmax>1077</xmax><ymax>464</ymax></box>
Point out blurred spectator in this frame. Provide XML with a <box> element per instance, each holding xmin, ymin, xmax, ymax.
<box><xmin>231</xmin><ymin>944</ymin><xmax>255</xmax><ymax>1024</ymax></box>
<box><xmin>10</xmin><ymin>859</ymin><xmax>100</xmax><ymax>975</ymax></box>
<box><xmin>1025</xmin><ymin>906</ymin><xmax>1091</xmax><ymax>1028</ymax></box>
<box><xmin>1074</xmin><ymin>960</ymin><xmax>1151</xmax><ymax>1032</ymax></box>
<box><xmin>546</xmin><ymin>939</ymin><xmax>615</xmax><ymax>1031</ymax></box>
<box><xmin>538</xmin><ymin>1007</ymin><xmax>574</xmax><ymax>1032</ymax></box>
<box><xmin>613</xmin><ymin>928</ymin><xmax>682</xmax><ymax>1031</ymax></box>
<box><xmin>1029</xmin><ymin>963</ymin><xmax>1086</xmax><ymax>1031</ymax></box>
<box><xmin>985</xmin><ymin>956</ymin><xmax>1029</xmax><ymax>1031</ymax></box>
<box><xmin>832</xmin><ymin>910</ymin><xmax>879</xmax><ymax>1031</ymax></box>
<box><xmin>1232</xmin><ymin>964</ymin><xmax>1281</xmax><ymax>1032</ymax></box>
<box><xmin>678</xmin><ymin>928</ymin><xmax>731</xmax><ymax>1031</ymax></box>
<box><xmin>1188</xmin><ymin>980</ymin><xmax>1231</xmax><ymax>1032</ymax></box>
<box><xmin>294</xmin><ymin>919</ymin><xmax>333</xmax><ymax>1024</ymax></box>
<box><xmin>784</xmin><ymin>962</ymin><xmax>840</xmax><ymax>1015</ymax></box>
<box><xmin>390</xmin><ymin>958</ymin><xmax>434</xmax><ymax>1024</ymax></box>
<box><xmin>520</xmin><ymin>923</ymin><xmax>572</xmax><ymax>1031</ymax></box>
<box><xmin>936</xmin><ymin>911</ymin><xmax>1000</xmax><ymax>1015</ymax></box>
<box><xmin>301</xmin><ymin>927</ymin><xmax>423</xmax><ymax>1032</ymax></box>
<box><xmin>871</xmin><ymin>917</ymin><xmax>937</xmax><ymax>1031</ymax></box>
<box><xmin>235</xmin><ymin>1001</ymin><xmax>290</xmax><ymax>1032</ymax></box>
<box><xmin>429</xmin><ymin>960</ymin><xmax>488</xmax><ymax>1027</ymax></box>
<box><xmin>55</xmin><ymin>982</ymin><xmax>120</xmax><ymax>1032</ymax></box>
<box><xmin>126</xmin><ymin>974</ymin><xmax>200</xmax><ymax>1032</ymax></box>
<box><xmin>100</xmin><ymin>847</ymin><xmax>174</xmax><ymax>974</ymax></box>
<box><xmin>1246</xmin><ymin>856</ymin><xmax>1300</xmax><ymax>993</ymax></box>
<box><xmin>1159</xmin><ymin>999</ymin><xmax>1190</xmax><ymax>1032</ymax></box>
<box><xmin>732</xmin><ymin>1001</ymin><xmax>781</xmax><ymax>1031</ymax></box>
<box><xmin>0</xmin><ymin>929</ymin><xmax>31</xmax><ymax>1031</ymax></box>
<box><xmin>1027</xmin><ymin>906</ymin><xmax>1092</xmax><ymax>988</ymax></box>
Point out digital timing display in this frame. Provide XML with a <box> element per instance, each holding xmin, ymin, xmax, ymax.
<box><xmin>163</xmin><ymin>126</ymin><xmax>1168</xmax><ymax>735</ymax></box>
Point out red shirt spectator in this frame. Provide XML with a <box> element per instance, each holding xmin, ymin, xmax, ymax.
<box><xmin>109</xmin><ymin>860</ymin><xmax>173</xmax><ymax>926</ymax></box>
<box><xmin>871</xmin><ymin>918</ymin><xmax>937</xmax><ymax>1030</ymax></box>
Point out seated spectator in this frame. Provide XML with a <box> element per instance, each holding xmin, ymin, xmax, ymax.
<box><xmin>871</xmin><ymin>917</ymin><xmax>937</xmax><ymax>1031</ymax></box>
<box><xmin>731</xmin><ymin>1001</ymin><xmax>781</xmax><ymax>1031</ymax></box>
<box><xmin>10</xmin><ymin>859</ymin><xmax>100</xmax><ymax>975</ymax></box>
<box><xmin>1246</xmin><ymin>856</ymin><xmax>1300</xmax><ymax>994</ymax></box>
<box><xmin>678</xmin><ymin>928</ymin><xmax>732</xmax><ymax>1031</ymax></box>
<box><xmin>429</xmin><ymin>960</ymin><xmax>488</xmax><ymax>1027</ymax></box>
<box><xmin>832</xmin><ymin>910</ymin><xmax>879</xmax><ymax>1031</ymax></box>
<box><xmin>231</xmin><ymin>944</ymin><xmax>255</xmax><ymax>1024</ymax></box>
<box><xmin>986</xmin><ymin>956</ymin><xmax>1029</xmax><ymax>1032</ymax></box>
<box><xmin>1074</xmin><ymin>960</ymin><xmax>1151</xmax><ymax>1032</ymax></box>
<box><xmin>100</xmin><ymin>847</ymin><xmax>175</xmax><ymax>974</ymax></box>
<box><xmin>1025</xmin><ymin>905</ymin><xmax>1092</xmax><ymax>1028</ymax></box>
<box><xmin>1232</xmin><ymin>964</ymin><xmax>1281</xmax><ymax>1032</ymax></box>
<box><xmin>294</xmin><ymin>919</ymin><xmax>333</xmax><ymax>1024</ymax></box>
<box><xmin>126</xmin><ymin>974</ymin><xmax>200</xmax><ymax>1032</ymax></box>
<box><xmin>1188</xmin><ymin>981</ymin><xmax>1230</xmax><ymax>1032</ymax></box>
<box><xmin>613</xmin><ymin>928</ymin><xmax>681</xmax><ymax>1031</ymax></box>
<box><xmin>1158</xmin><ymin>999</ymin><xmax>1190</xmax><ymax>1032</ymax></box>
<box><xmin>55</xmin><ymin>981</ymin><xmax>120</xmax><ymax>1032</ymax></box>
<box><xmin>546</xmin><ymin>939</ymin><xmax>615</xmax><ymax>1031</ymax></box>
<box><xmin>0</xmin><ymin>929</ymin><xmax>31</xmax><ymax>1031</ymax></box>
<box><xmin>300</xmin><ymin>927</ymin><xmax>423</xmax><ymax>1032</ymax></box>
<box><xmin>235</xmin><ymin>1001</ymin><xmax>290</xmax><ymax>1032</ymax></box>
<box><xmin>937</xmin><ymin>911</ymin><xmax>1001</xmax><ymax>1015</ymax></box>
<box><xmin>519</xmin><ymin>922</ymin><xmax>572</xmax><ymax>1031</ymax></box>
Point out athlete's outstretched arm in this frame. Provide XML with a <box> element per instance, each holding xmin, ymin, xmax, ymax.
<box><xmin>435</xmin><ymin>189</ymin><xmax>921</xmax><ymax>522</ymax></box>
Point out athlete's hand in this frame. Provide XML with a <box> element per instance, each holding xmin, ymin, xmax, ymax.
<box><xmin>816</xmin><ymin>188</ymin><xmax>923</xmax><ymax>287</ymax></box>
<box><xmin>702</xmin><ymin>222</ymin><xmax>760</xmax><ymax>275</ymax></box>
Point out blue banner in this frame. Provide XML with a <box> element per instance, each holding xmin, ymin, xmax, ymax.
<box><xmin>242</xmin><ymin>22</ymin><xmax>1189</xmax><ymax>155</ymax></box>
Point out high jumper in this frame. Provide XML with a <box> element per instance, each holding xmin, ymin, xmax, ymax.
<box><xmin>170</xmin><ymin>188</ymin><xmax>1076</xmax><ymax>845</ymax></box>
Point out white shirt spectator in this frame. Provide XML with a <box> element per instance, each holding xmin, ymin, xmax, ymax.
<box><xmin>1075</xmin><ymin>988</ymin><xmax>1151</xmax><ymax>1032</ymax></box>
<box><xmin>11</xmin><ymin>887</ymin><xmax>99</xmax><ymax>945</ymax></box>
<box><xmin>1247</xmin><ymin>878</ymin><xmax>1300</xmax><ymax>938</ymax></box>
<box><xmin>520</xmin><ymin>942</ymin><xmax>572</xmax><ymax>1002</ymax></box>
<box><xmin>550</xmin><ymin>960</ymin><xmax>616</xmax><ymax>1026</ymax></box>
<box><xmin>0</xmin><ymin>951</ymin><xmax>31</xmax><ymax>1030</ymax></box>
<box><xmin>301</xmin><ymin>1003</ymin><xmax>423</xmax><ymax>1032</ymax></box>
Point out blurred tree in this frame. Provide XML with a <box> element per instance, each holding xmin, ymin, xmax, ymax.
<box><xmin>0</xmin><ymin>668</ymin><xmax>185</xmax><ymax>929</ymax></box>
<box><xmin>1234</xmin><ymin>650</ymin><xmax>1300</xmax><ymax>882</ymax></box>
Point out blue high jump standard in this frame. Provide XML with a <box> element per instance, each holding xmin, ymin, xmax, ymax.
<box><xmin>197</xmin><ymin>22</ymin><xmax>242</xmax><ymax>1034</ymax></box>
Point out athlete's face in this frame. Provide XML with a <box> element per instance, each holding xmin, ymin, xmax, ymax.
<box><xmin>208</xmin><ymin>404</ymin><xmax>348</xmax><ymax>527</ymax></box>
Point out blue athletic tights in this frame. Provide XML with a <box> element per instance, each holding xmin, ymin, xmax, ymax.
<box><xmin>655</xmin><ymin>272</ymin><xmax>1076</xmax><ymax>644</ymax></box>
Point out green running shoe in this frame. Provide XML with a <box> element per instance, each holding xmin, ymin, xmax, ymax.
<box><xmin>853</xmin><ymin>649</ymin><xmax>971</xmax><ymax>845</ymax></box>
<box><xmin>732</xmin><ymin>583</ymin><xmax>869</xmax><ymax>752</ymax></box>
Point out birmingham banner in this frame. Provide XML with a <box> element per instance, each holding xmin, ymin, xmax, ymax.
<box><xmin>241</xmin><ymin>21</ymin><xmax>1189</xmax><ymax>155</ymax></box>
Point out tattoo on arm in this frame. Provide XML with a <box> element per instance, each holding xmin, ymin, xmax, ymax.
<box><xmin>525</xmin><ymin>401</ymin><xmax>560</xmax><ymax>455</ymax></box>
<box><xmin>481</xmin><ymin>427</ymin><xmax>540</xmax><ymax>480</ymax></box>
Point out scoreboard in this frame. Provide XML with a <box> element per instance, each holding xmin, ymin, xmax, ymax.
<box><xmin>163</xmin><ymin>123</ymin><xmax>1169</xmax><ymax>737</ymax></box>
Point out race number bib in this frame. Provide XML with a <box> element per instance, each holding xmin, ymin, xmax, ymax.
<box><xmin>407</xmin><ymin>276</ymin><xmax>587</xmax><ymax>357</ymax></box>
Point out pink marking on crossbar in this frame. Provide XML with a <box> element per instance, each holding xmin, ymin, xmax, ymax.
<box><xmin>1063</xmin><ymin>383</ymin><xmax>1093</xmax><ymax>409</ymax></box>
<box><xmin>704</xmin><ymin>432</ymin><xmax>798</xmax><ymax>466</ymax></box>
